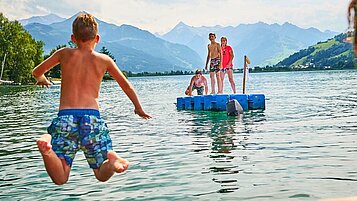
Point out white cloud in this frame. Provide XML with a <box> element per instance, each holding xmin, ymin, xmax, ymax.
<box><xmin>0</xmin><ymin>0</ymin><xmax>351</xmax><ymax>33</ymax></box>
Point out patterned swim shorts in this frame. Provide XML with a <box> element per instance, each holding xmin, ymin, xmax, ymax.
<box><xmin>47</xmin><ymin>109</ymin><xmax>112</xmax><ymax>169</ymax></box>
<box><xmin>192</xmin><ymin>85</ymin><xmax>204</xmax><ymax>95</ymax></box>
<box><xmin>210</xmin><ymin>58</ymin><xmax>221</xmax><ymax>73</ymax></box>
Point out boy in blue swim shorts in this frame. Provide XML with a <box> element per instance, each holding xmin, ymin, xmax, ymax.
<box><xmin>48</xmin><ymin>109</ymin><xmax>112</xmax><ymax>169</ymax></box>
<box><xmin>32</xmin><ymin>13</ymin><xmax>151</xmax><ymax>185</ymax></box>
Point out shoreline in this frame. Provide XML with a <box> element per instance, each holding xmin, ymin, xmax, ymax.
<box><xmin>1</xmin><ymin>68</ymin><xmax>355</xmax><ymax>85</ymax></box>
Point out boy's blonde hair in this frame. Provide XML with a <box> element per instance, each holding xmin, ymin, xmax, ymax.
<box><xmin>72</xmin><ymin>13</ymin><xmax>98</xmax><ymax>42</ymax></box>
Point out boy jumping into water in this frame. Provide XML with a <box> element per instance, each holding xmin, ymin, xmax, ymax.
<box><xmin>32</xmin><ymin>13</ymin><xmax>151</xmax><ymax>185</ymax></box>
<box><xmin>205</xmin><ymin>33</ymin><xmax>223</xmax><ymax>94</ymax></box>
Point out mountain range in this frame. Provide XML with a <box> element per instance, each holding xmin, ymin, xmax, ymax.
<box><xmin>161</xmin><ymin>21</ymin><xmax>338</xmax><ymax>67</ymax></box>
<box><xmin>24</xmin><ymin>12</ymin><xmax>201</xmax><ymax>72</ymax></box>
<box><xmin>22</xmin><ymin>13</ymin><xmax>340</xmax><ymax>72</ymax></box>
<box><xmin>19</xmin><ymin>14</ymin><xmax>66</xmax><ymax>26</ymax></box>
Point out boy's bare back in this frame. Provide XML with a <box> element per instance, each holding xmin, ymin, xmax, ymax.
<box><xmin>55</xmin><ymin>48</ymin><xmax>114</xmax><ymax>110</ymax></box>
<box><xmin>34</xmin><ymin>47</ymin><xmax>123</xmax><ymax>110</ymax></box>
<box><xmin>33</xmin><ymin>12</ymin><xmax>150</xmax><ymax>117</ymax></box>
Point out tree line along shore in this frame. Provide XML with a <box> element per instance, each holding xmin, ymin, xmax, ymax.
<box><xmin>0</xmin><ymin>13</ymin><xmax>355</xmax><ymax>85</ymax></box>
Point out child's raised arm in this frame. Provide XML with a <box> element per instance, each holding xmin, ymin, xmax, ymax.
<box><xmin>106</xmin><ymin>58</ymin><xmax>151</xmax><ymax>119</ymax></box>
<box><xmin>32</xmin><ymin>48</ymin><xmax>62</xmax><ymax>87</ymax></box>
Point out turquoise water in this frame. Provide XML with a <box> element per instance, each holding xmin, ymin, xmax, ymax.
<box><xmin>0</xmin><ymin>70</ymin><xmax>356</xmax><ymax>200</ymax></box>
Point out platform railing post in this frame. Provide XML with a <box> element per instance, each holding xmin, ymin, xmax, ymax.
<box><xmin>243</xmin><ymin>55</ymin><xmax>250</xmax><ymax>94</ymax></box>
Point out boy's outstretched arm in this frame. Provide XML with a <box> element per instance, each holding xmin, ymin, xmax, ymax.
<box><xmin>32</xmin><ymin>49</ymin><xmax>62</xmax><ymax>87</ymax></box>
<box><xmin>187</xmin><ymin>77</ymin><xmax>195</xmax><ymax>96</ymax></box>
<box><xmin>106</xmin><ymin>58</ymin><xmax>151</xmax><ymax>119</ymax></box>
<box><xmin>205</xmin><ymin>45</ymin><xmax>210</xmax><ymax>71</ymax></box>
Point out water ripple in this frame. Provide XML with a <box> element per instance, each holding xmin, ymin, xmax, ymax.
<box><xmin>0</xmin><ymin>70</ymin><xmax>356</xmax><ymax>200</ymax></box>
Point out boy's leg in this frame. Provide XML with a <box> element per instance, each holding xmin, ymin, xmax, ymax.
<box><xmin>227</xmin><ymin>69</ymin><xmax>236</xmax><ymax>93</ymax></box>
<box><xmin>37</xmin><ymin>134</ymin><xmax>71</xmax><ymax>185</ymax></box>
<box><xmin>209</xmin><ymin>72</ymin><xmax>216</xmax><ymax>94</ymax></box>
<box><xmin>216</xmin><ymin>71</ymin><xmax>223</xmax><ymax>94</ymax></box>
<box><xmin>93</xmin><ymin>151</ymin><xmax>129</xmax><ymax>182</ymax></box>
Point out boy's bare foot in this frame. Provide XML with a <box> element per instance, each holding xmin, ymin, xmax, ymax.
<box><xmin>37</xmin><ymin>134</ymin><xmax>52</xmax><ymax>155</ymax></box>
<box><xmin>107</xmin><ymin>151</ymin><xmax>129</xmax><ymax>173</ymax></box>
<box><xmin>210</xmin><ymin>91</ymin><xmax>215</xmax><ymax>94</ymax></box>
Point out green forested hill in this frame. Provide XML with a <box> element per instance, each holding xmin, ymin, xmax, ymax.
<box><xmin>275</xmin><ymin>34</ymin><xmax>355</xmax><ymax>69</ymax></box>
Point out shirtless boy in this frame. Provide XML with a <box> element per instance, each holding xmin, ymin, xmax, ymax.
<box><xmin>205</xmin><ymin>33</ymin><xmax>223</xmax><ymax>94</ymax></box>
<box><xmin>185</xmin><ymin>69</ymin><xmax>208</xmax><ymax>96</ymax></box>
<box><xmin>32</xmin><ymin>13</ymin><xmax>151</xmax><ymax>185</ymax></box>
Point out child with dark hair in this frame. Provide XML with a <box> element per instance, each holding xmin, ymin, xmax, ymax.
<box><xmin>185</xmin><ymin>69</ymin><xmax>208</xmax><ymax>96</ymax></box>
<box><xmin>205</xmin><ymin>33</ymin><xmax>223</xmax><ymax>94</ymax></box>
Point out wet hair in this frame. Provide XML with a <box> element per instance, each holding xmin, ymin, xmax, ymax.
<box><xmin>209</xmin><ymin>32</ymin><xmax>216</xmax><ymax>37</ymax></box>
<box><xmin>195</xmin><ymin>69</ymin><xmax>202</xmax><ymax>75</ymax></box>
<box><xmin>221</xmin><ymin>36</ymin><xmax>227</xmax><ymax>41</ymax></box>
<box><xmin>72</xmin><ymin>13</ymin><xmax>98</xmax><ymax>42</ymax></box>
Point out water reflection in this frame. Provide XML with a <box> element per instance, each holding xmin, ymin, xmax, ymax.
<box><xmin>183</xmin><ymin>110</ymin><xmax>266</xmax><ymax>194</ymax></box>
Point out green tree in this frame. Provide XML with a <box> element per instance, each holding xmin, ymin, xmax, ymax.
<box><xmin>68</xmin><ymin>40</ymin><xmax>76</xmax><ymax>48</ymax></box>
<box><xmin>99</xmin><ymin>46</ymin><xmax>116</xmax><ymax>62</ymax></box>
<box><xmin>0</xmin><ymin>13</ymin><xmax>44</xmax><ymax>84</ymax></box>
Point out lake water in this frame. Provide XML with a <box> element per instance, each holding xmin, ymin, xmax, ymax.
<box><xmin>0</xmin><ymin>70</ymin><xmax>356</xmax><ymax>200</ymax></box>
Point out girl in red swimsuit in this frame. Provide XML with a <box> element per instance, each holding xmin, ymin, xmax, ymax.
<box><xmin>220</xmin><ymin>37</ymin><xmax>236</xmax><ymax>93</ymax></box>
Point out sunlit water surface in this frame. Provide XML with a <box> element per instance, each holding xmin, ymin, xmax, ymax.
<box><xmin>0</xmin><ymin>70</ymin><xmax>356</xmax><ymax>200</ymax></box>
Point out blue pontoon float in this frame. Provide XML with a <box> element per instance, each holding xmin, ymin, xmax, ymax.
<box><xmin>176</xmin><ymin>94</ymin><xmax>265</xmax><ymax>111</ymax></box>
<box><xmin>176</xmin><ymin>56</ymin><xmax>265</xmax><ymax>112</ymax></box>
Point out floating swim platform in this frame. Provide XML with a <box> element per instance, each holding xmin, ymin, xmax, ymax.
<box><xmin>176</xmin><ymin>94</ymin><xmax>265</xmax><ymax>111</ymax></box>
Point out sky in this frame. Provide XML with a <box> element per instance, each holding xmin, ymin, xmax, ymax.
<box><xmin>0</xmin><ymin>0</ymin><xmax>352</xmax><ymax>34</ymax></box>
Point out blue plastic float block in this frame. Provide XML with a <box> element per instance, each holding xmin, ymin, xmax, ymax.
<box><xmin>193</xmin><ymin>96</ymin><xmax>204</xmax><ymax>110</ymax></box>
<box><xmin>248</xmin><ymin>94</ymin><xmax>265</xmax><ymax>110</ymax></box>
<box><xmin>184</xmin><ymin>96</ymin><xmax>194</xmax><ymax>110</ymax></box>
<box><xmin>203</xmin><ymin>95</ymin><xmax>215</xmax><ymax>110</ymax></box>
<box><xmin>177</xmin><ymin>97</ymin><xmax>185</xmax><ymax>110</ymax></box>
<box><xmin>215</xmin><ymin>94</ymin><xmax>230</xmax><ymax>111</ymax></box>
<box><xmin>229</xmin><ymin>94</ymin><xmax>249</xmax><ymax>111</ymax></box>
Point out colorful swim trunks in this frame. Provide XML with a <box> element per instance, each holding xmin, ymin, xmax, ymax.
<box><xmin>47</xmin><ymin>109</ymin><xmax>112</xmax><ymax>169</ymax></box>
<box><xmin>192</xmin><ymin>85</ymin><xmax>204</xmax><ymax>95</ymax></box>
<box><xmin>210</xmin><ymin>58</ymin><xmax>221</xmax><ymax>73</ymax></box>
